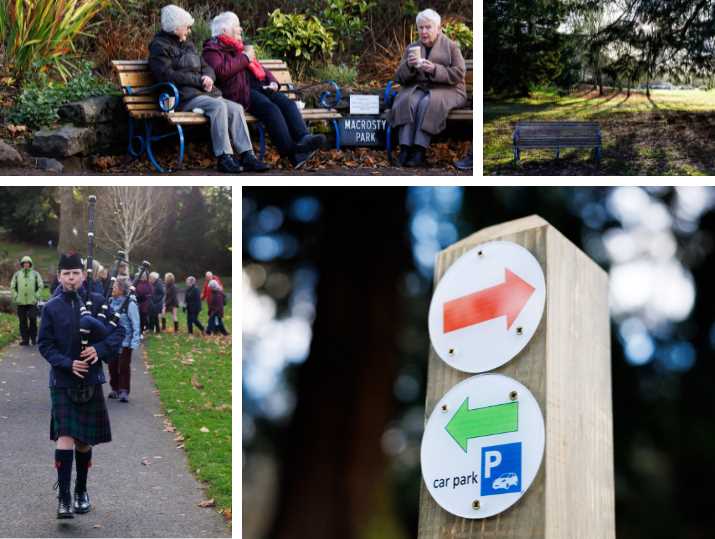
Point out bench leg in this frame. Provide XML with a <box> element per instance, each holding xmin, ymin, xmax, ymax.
<box><xmin>127</xmin><ymin>117</ymin><xmax>146</xmax><ymax>159</ymax></box>
<box><xmin>145</xmin><ymin>122</ymin><xmax>167</xmax><ymax>174</ymax></box>
<box><xmin>333</xmin><ymin>119</ymin><xmax>341</xmax><ymax>150</ymax></box>
<box><xmin>386</xmin><ymin>124</ymin><xmax>392</xmax><ymax>162</ymax></box>
<box><xmin>257</xmin><ymin>124</ymin><xmax>266</xmax><ymax>162</ymax></box>
<box><xmin>176</xmin><ymin>124</ymin><xmax>185</xmax><ymax>170</ymax></box>
<box><xmin>556</xmin><ymin>147</ymin><xmax>560</xmax><ymax>159</ymax></box>
<box><xmin>595</xmin><ymin>146</ymin><xmax>602</xmax><ymax>164</ymax></box>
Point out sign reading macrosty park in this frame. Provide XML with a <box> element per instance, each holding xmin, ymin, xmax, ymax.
<box><xmin>428</xmin><ymin>241</ymin><xmax>546</xmax><ymax>373</ymax></box>
<box><xmin>420</xmin><ymin>374</ymin><xmax>545</xmax><ymax>519</ymax></box>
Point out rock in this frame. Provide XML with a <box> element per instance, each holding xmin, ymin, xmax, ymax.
<box><xmin>58</xmin><ymin>95</ymin><xmax>123</xmax><ymax>125</ymax></box>
<box><xmin>0</xmin><ymin>139</ymin><xmax>23</xmax><ymax>165</ymax></box>
<box><xmin>95</xmin><ymin>121</ymin><xmax>128</xmax><ymax>150</ymax></box>
<box><xmin>31</xmin><ymin>125</ymin><xmax>96</xmax><ymax>157</ymax></box>
<box><xmin>34</xmin><ymin>157</ymin><xmax>64</xmax><ymax>174</ymax></box>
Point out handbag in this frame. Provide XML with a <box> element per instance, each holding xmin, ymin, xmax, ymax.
<box><xmin>67</xmin><ymin>384</ymin><xmax>95</xmax><ymax>404</ymax></box>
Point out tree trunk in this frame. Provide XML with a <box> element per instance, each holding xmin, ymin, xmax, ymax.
<box><xmin>268</xmin><ymin>188</ymin><xmax>410</xmax><ymax>539</ymax></box>
<box><xmin>57</xmin><ymin>187</ymin><xmax>82</xmax><ymax>257</ymax></box>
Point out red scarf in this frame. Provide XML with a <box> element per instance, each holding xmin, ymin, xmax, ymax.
<box><xmin>217</xmin><ymin>35</ymin><xmax>266</xmax><ymax>81</ymax></box>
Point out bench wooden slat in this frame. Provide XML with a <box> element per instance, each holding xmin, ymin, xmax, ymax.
<box><xmin>118</xmin><ymin>71</ymin><xmax>158</xmax><ymax>88</ymax></box>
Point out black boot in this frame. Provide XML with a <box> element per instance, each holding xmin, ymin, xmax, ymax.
<box><xmin>174</xmin><ymin>321</ymin><xmax>179</xmax><ymax>333</ymax></box>
<box><xmin>295</xmin><ymin>133</ymin><xmax>326</xmax><ymax>153</ymax></box>
<box><xmin>240</xmin><ymin>151</ymin><xmax>271</xmax><ymax>172</ymax></box>
<box><xmin>397</xmin><ymin>145</ymin><xmax>412</xmax><ymax>166</ymax></box>
<box><xmin>217</xmin><ymin>153</ymin><xmax>242</xmax><ymax>173</ymax></box>
<box><xmin>55</xmin><ymin>449</ymin><xmax>74</xmax><ymax>519</ymax></box>
<box><xmin>405</xmin><ymin>145</ymin><xmax>426</xmax><ymax>167</ymax></box>
<box><xmin>73</xmin><ymin>491</ymin><xmax>91</xmax><ymax>514</ymax></box>
<box><xmin>161</xmin><ymin>317</ymin><xmax>166</xmax><ymax>331</ymax></box>
<box><xmin>73</xmin><ymin>448</ymin><xmax>92</xmax><ymax>513</ymax></box>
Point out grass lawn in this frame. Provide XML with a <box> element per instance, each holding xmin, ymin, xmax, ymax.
<box><xmin>0</xmin><ymin>235</ymin><xmax>58</xmax><ymax>276</ymax></box>
<box><xmin>142</xmin><ymin>301</ymin><xmax>232</xmax><ymax>521</ymax></box>
<box><xmin>0</xmin><ymin>312</ymin><xmax>19</xmax><ymax>349</ymax></box>
<box><xmin>484</xmin><ymin>87</ymin><xmax>715</xmax><ymax>175</ymax></box>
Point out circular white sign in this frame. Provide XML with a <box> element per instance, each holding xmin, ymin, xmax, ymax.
<box><xmin>428</xmin><ymin>240</ymin><xmax>545</xmax><ymax>373</ymax></box>
<box><xmin>420</xmin><ymin>374</ymin><xmax>545</xmax><ymax>519</ymax></box>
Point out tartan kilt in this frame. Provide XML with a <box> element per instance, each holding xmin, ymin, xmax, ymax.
<box><xmin>50</xmin><ymin>385</ymin><xmax>112</xmax><ymax>445</ymax></box>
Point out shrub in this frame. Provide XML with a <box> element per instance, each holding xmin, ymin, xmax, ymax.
<box><xmin>442</xmin><ymin>20</ymin><xmax>473</xmax><ymax>58</ymax></box>
<box><xmin>256</xmin><ymin>9</ymin><xmax>335</xmax><ymax>79</ymax></box>
<box><xmin>0</xmin><ymin>0</ymin><xmax>112</xmax><ymax>81</ymax></box>
<box><xmin>6</xmin><ymin>62</ymin><xmax>118</xmax><ymax>129</ymax></box>
<box><xmin>312</xmin><ymin>63</ymin><xmax>358</xmax><ymax>87</ymax></box>
<box><xmin>318</xmin><ymin>0</ymin><xmax>375</xmax><ymax>56</ymax></box>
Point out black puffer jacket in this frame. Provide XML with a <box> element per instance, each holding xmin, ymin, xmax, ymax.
<box><xmin>148</xmin><ymin>31</ymin><xmax>222</xmax><ymax>106</ymax></box>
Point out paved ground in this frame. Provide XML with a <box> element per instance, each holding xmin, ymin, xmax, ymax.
<box><xmin>0</xmin><ymin>341</ymin><xmax>230</xmax><ymax>538</ymax></box>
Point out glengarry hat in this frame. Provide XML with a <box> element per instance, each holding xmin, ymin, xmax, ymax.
<box><xmin>58</xmin><ymin>252</ymin><xmax>84</xmax><ymax>271</ymax></box>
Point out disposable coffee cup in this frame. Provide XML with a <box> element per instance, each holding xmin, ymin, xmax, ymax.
<box><xmin>408</xmin><ymin>46</ymin><xmax>422</xmax><ymax>62</ymax></box>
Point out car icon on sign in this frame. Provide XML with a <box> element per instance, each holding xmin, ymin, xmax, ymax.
<box><xmin>492</xmin><ymin>472</ymin><xmax>518</xmax><ymax>490</ymax></box>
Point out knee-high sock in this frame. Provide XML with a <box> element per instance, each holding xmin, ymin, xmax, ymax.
<box><xmin>75</xmin><ymin>448</ymin><xmax>92</xmax><ymax>493</ymax></box>
<box><xmin>55</xmin><ymin>449</ymin><xmax>74</xmax><ymax>498</ymax></box>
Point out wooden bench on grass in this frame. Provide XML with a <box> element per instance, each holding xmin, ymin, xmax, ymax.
<box><xmin>512</xmin><ymin>121</ymin><xmax>602</xmax><ymax>164</ymax></box>
<box><xmin>112</xmin><ymin>59</ymin><xmax>342</xmax><ymax>173</ymax></box>
<box><xmin>382</xmin><ymin>59</ymin><xmax>473</xmax><ymax>161</ymax></box>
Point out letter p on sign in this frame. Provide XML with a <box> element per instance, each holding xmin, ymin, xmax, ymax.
<box><xmin>484</xmin><ymin>450</ymin><xmax>502</xmax><ymax>479</ymax></box>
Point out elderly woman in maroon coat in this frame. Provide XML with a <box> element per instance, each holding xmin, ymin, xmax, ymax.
<box><xmin>387</xmin><ymin>9</ymin><xmax>467</xmax><ymax>168</ymax></box>
<box><xmin>202</xmin><ymin>12</ymin><xmax>325</xmax><ymax>169</ymax></box>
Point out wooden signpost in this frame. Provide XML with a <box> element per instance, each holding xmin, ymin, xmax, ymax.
<box><xmin>418</xmin><ymin>215</ymin><xmax>615</xmax><ymax>539</ymax></box>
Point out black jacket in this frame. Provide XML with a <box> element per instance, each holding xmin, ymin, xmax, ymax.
<box><xmin>150</xmin><ymin>279</ymin><xmax>165</xmax><ymax>315</ymax></box>
<box><xmin>185</xmin><ymin>285</ymin><xmax>201</xmax><ymax>315</ymax></box>
<box><xmin>148</xmin><ymin>31</ymin><xmax>222</xmax><ymax>106</ymax></box>
<box><xmin>39</xmin><ymin>289</ymin><xmax>125</xmax><ymax>388</ymax></box>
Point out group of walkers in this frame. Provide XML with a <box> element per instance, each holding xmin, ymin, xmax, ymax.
<box><xmin>7</xmin><ymin>252</ymin><xmax>230</xmax><ymax>519</ymax></box>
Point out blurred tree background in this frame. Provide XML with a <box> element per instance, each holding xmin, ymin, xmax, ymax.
<box><xmin>0</xmin><ymin>186</ymin><xmax>231</xmax><ymax>282</ymax></box>
<box><xmin>243</xmin><ymin>187</ymin><xmax>715</xmax><ymax>539</ymax></box>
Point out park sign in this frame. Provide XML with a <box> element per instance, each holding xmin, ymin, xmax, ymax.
<box><xmin>427</xmin><ymin>240</ymin><xmax>545</xmax><ymax>373</ymax></box>
<box><xmin>337</xmin><ymin>116</ymin><xmax>387</xmax><ymax>147</ymax></box>
<box><xmin>420</xmin><ymin>374</ymin><xmax>545</xmax><ymax>519</ymax></box>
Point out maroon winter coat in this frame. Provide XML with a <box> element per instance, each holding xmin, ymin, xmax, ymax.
<box><xmin>208</xmin><ymin>289</ymin><xmax>225</xmax><ymax>318</ymax></box>
<box><xmin>202</xmin><ymin>38</ymin><xmax>279</xmax><ymax>112</ymax></box>
<box><xmin>135</xmin><ymin>280</ymin><xmax>153</xmax><ymax>315</ymax></box>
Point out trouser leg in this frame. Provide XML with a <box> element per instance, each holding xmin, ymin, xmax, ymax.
<box><xmin>28</xmin><ymin>305</ymin><xmax>38</xmax><ymax>342</ymax></box>
<box><xmin>118</xmin><ymin>347</ymin><xmax>132</xmax><ymax>393</ymax></box>
<box><xmin>17</xmin><ymin>305</ymin><xmax>29</xmax><ymax>343</ymax></box>
<box><xmin>413</xmin><ymin>92</ymin><xmax>432</xmax><ymax>148</ymax></box>
<box><xmin>398</xmin><ymin>89</ymin><xmax>428</xmax><ymax>147</ymax></box>
<box><xmin>183</xmin><ymin>96</ymin><xmax>233</xmax><ymax>157</ymax></box>
<box><xmin>271</xmin><ymin>91</ymin><xmax>309</xmax><ymax>142</ymax></box>
<box><xmin>249</xmin><ymin>90</ymin><xmax>295</xmax><ymax>156</ymax></box>
<box><xmin>224</xmin><ymin>98</ymin><xmax>253</xmax><ymax>154</ymax></box>
<box><xmin>108</xmin><ymin>358</ymin><xmax>120</xmax><ymax>391</ymax></box>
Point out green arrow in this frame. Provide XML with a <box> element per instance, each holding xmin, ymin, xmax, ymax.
<box><xmin>445</xmin><ymin>399</ymin><xmax>519</xmax><ymax>453</ymax></box>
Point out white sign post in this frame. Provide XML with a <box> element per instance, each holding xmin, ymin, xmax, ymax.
<box><xmin>421</xmin><ymin>374</ymin><xmax>545</xmax><ymax>519</ymax></box>
<box><xmin>428</xmin><ymin>240</ymin><xmax>546</xmax><ymax>373</ymax></box>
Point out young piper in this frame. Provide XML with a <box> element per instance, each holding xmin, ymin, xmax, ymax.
<box><xmin>38</xmin><ymin>252</ymin><xmax>125</xmax><ymax>518</ymax></box>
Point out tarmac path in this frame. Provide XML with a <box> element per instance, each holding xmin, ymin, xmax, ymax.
<box><xmin>0</xmin><ymin>340</ymin><xmax>230</xmax><ymax>538</ymax></box>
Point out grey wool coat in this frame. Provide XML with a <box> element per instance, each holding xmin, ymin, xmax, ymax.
<box><xmin>387</xmin><ymin>33</ymin><xmax>467</xmax><ymax>135</ymax></box>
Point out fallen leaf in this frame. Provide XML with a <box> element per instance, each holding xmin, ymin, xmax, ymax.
<box><xmin>141</xmin><ymin>458</ymin><xmax>151</xmax><ymax>466</ymax></box>
<box><xmin>176</xmin><ymin>444</ymin><xmax>185</xmax><ymax>449</ymax></box>
<box><xmin>199</xmin><ymin>426</ymin><xmax>210</xmax><ymax>433</ymax></box>
<box><xmin>198</xmin><ymin>499</ymin><xmax>215</xmax><ymax>508</ymax></box>
<box><xmin>174</xmin><ymin>434</ymin><xmax>185</xmax><ymax>442</ymax></box>
<box><xmin>191</xmin><ymin>374</ymin><xmax>204</xmax><ymax>390</ymax></box>
<box><xmin>93</xmin><ymin>524</ymin><xmax>102</xmax><ymax>529</ymax></box>
<box><xmin>222</xmin><ymin>508</ymin><xmax>232</xmax><ymax>521</ymax></box>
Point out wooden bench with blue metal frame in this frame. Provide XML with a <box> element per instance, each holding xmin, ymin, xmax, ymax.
<box><xmin>512</xmin><ymin>121</ymin><xmax>602</xmax><ymax>164</ymax></box>
<box><xmin>112</xmin><ymin>59</ymin><xmax>343</xmax><ymax>173</ymax></box>
<box><xmin>381</xmin><ymin>59</ymin><xmax>472</xmax><ymax>161</ymax></box>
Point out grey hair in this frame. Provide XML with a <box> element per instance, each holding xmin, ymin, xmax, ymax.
<box><xmin>186</xmin><ymin>276</ymin><xmax>196</xmax><ymax>286</ymax></box>
<box><xmin>211</xmin><ymin>12</ymin><xmax>240</xmax><ymax>37</ymax></box>
<box><xmin>149</xmin><ymin>271</ymin><xmax>159</xmax><ymax>280</ymax></box>
<box><xmin>416</xmin><ymin>8</ymin><xmax>441</xmax><ymax>27</ymax></box>
<box><xmin>208</xmin><ymin>279</ymin><xmax>220</xmax><ymax>290</ymax></box>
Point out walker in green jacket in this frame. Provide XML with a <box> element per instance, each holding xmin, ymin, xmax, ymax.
<box><xmin>10</xmin><ymin>256</ymin><xmax>44</xmax><ymax>305</ymax></box>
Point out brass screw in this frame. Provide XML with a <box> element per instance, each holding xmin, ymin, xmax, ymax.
<box><xmin>441</xmin><ymin>404</ymin><xmax>448</xmax><ymax>412</ymax></box>
<box><xmin>516</xmin><ymin>326</ymin><xmax>523</xmax><ymax>335</ymax></box>
<box><xmin>448</xmin><ymin>348</ymin><xmax>455</xmax><ymax>356</ymax></box>
<box><xmin>472</xmin><ymin>500</ymin><xmax>480</xmax><ymax>510</ymax></box>
<box><xmin>510</xmin><ymin>390</ymin><xmax>518</xmax><ymax>401</ymax></box>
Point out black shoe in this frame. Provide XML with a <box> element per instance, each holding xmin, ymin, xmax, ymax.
<box><xmin>405</xmin><ymin>146</ymin><xmax>426</xmax><ymax>167</ymax></box>
<box><xmin>217</xmin><ymin>153</ymin><xmax>242</xmax><ymax>173</ymax></box>
<box><xmin>57</xmin><ymin>492</ymin><xmax>74</xmax><ymax>519</ymax></box>
<box><xmin>108</xmin><ymin>390</ymin><xmax>118</xmax><ymax>399</ymax></box>
<box><xmin>290</xmin><ymin>149</ymin><xmax>317</xmax><ymax>169</ymax></box>
<box><xmin>240</xmin><ymin>151</ymin><xmax>271</xmax><ymax>172</ymax></box>
<box><xmin>73</xmin><ymin>491</ymin><xmax>91</xmax><ymax>514</ymax></box>
<box><xmin>19</xmin><ymin>341</ymin><xmax>29</xmax><ymax>346</ymax></box>
<box><xmin>397</xmin><ymin>145</ymin><xmax>412</xmax><ymax>167</ymax></box>
<box><xmin>295</xmin><ymin>133</ymin><xmax>326</xmax><ymax>154</ymax></box>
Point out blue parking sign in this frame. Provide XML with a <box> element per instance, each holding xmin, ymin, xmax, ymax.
<box><xmin>480</xmin><ymin>442</ymin><xmax>522</xmax><ymax>496</ymax></box>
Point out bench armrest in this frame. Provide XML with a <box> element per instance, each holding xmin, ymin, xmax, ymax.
<box><xmin>318</xmin><ymin>80</ymin><xmax>342</xmax><ymax>110</ymax></box>
<box><xmin>125</xmin><ymin>82</ymin><xmax>181</xmax><ymax>112</ymax></box>
<box><xmin>384</xmin><ymin>81</ymin><xmax>398</xmax><ymax>108</ymax></box>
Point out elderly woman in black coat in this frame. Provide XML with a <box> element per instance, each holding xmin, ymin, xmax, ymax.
<box><xmin>149</xmin><ymin>4</ymin><xmax>269</xmax><ymax>173</ymax></box>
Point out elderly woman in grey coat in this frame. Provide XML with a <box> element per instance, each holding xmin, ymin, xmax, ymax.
<box><xmin>388</xmin><ymin>9</ymin><xmax>467</xmax><ymax>167</ymax></box>
<box><xmin>148</xmin><ymin>4</ymin><xmax>270</xmax><ymax>173</ymax></box>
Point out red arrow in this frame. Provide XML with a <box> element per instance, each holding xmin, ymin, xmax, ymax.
<box><xmin>443</xmin><ymin>268</ymin><xmax>536</xmax><ymax>333</ymax></box>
